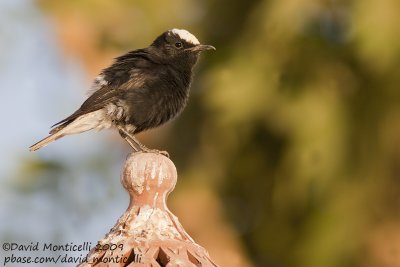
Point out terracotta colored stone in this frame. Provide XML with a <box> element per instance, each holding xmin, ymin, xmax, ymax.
<box><xmin>79</xmin><ymin>152</ymin><xmax>217</xmax><ymax>267</ymax></box>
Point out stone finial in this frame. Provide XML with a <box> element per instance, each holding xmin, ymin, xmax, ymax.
<box><xmin>79</xmin><ymin>152</ymin><xmax>218</xmax><ymax>267</ymax></box>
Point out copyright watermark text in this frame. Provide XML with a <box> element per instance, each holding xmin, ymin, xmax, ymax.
<box><xmin>1</xmin><ymin>242</ymin><xmax>129</xmax><ymax>266</ymax></box>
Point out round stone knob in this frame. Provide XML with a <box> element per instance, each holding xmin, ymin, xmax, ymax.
<box><xmin>80</xmin><ymin>152</ymin><xmax>218</xmax><ymax>267</ymax></box>
<box><xmin>121</xmin><ymin>152</ymin><xmax>177</xmax><ymax>209</ymax></box>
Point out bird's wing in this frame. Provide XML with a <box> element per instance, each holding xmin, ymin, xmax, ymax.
<box><xmin>49</xmin><ymin>87</ymin><xmax>121</xmax><ymax>133</ymax></box>
<box><xmin>51</xmin><ymin>49</ymin><xmax>156</xmax><ymax>130</ymax></box>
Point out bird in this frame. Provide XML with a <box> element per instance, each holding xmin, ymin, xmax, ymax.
<box><xmin>29</xmin><ymin>29</ymin><xmax>215</xmax><ymax>156</ymax></box>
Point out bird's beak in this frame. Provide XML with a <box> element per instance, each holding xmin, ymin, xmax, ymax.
<box><xmin>189</xmin><ymin>44</ymin><xmax>216</xmax><ymax>52</ymax></box>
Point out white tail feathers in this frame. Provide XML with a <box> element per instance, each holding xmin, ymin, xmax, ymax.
<box><xmin>30</xmin><ymin>110</ymin><xmax>108</xmax><ymax>151</ymax></box>
<box><xmin>30</xmin><ymin>130</ymin><xmax>64</xmax><ymax>151</ymax></box>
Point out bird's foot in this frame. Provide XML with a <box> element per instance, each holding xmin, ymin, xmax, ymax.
<box><xmin>139</xmin><ymin>146</ymin><xmax>169</xmax><ymax>158</ymax></box>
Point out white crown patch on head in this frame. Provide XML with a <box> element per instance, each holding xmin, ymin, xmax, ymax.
<box><xmin>171</xmin><ymin>29</ymin><xmax>200</xmax><ymax>45</ymax></box>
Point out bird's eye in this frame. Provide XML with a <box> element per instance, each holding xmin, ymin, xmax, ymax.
<box><xmin>174</xmin><ymin>42</ymin><xmax>183</xmax><ymax>48</ymax></box>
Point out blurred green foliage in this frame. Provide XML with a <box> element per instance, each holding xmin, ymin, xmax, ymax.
<box><xmin>34</xmin><ymin>0</ymin><xmax>400</xmax><ymax>266</ymax></box>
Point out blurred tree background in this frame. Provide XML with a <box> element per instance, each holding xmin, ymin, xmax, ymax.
<box><xmin>2</xmin><ymin>0</ymin><xmax>400</xmax><ymax>266</ymax></box>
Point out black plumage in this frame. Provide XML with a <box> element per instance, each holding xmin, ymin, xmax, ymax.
<box><xmin>30</xmin><ymin>29</ymin><xmax>215</xmax><ymax>155</ymax></box>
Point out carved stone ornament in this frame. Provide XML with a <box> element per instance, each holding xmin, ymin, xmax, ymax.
<box><xmin>78</xmin><ymin>152</ymin><xmax>218</xmax><ymax>267</ymax></box>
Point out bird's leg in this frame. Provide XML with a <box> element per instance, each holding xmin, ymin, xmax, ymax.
<box><xmin>118</xmin><ymin>129</ymin><xmax>141</xmax><ymax>152</ymax></box>
<box><xmin>118</xmin><ymin>128</ymin><xmax>169</xmax><ymax>158</ymax></box>
<box><xmin>131</xmin><ymin>135</ymin><xmax>170</xmax><ymax>158</ymax></box>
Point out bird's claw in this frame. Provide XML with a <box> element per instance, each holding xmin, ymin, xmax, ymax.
<box><xmin>156</xmin><ymin>150</ymin><xmax>170</xmax><ymax>158</ymax></box>
<box><xmin>139</xmin><ymin>147</ymin><xmax>169</xmax><ymax>158</ymax></box>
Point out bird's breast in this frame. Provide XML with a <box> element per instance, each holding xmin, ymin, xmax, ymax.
<box><xmin>122</xmin><ymin>82</ymin><xmax>190</xmax><ymax>133</ymax></box>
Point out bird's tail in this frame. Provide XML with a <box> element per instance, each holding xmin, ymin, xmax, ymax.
<box><xmin>30</xmin><ymin>110</ymin><xmax>106</xmax><ymax>152</ymax></box>
<box><xmin>29</xmin><ymin>128</ymin><xmax>67</xmax><ymax>152</ymax></box>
